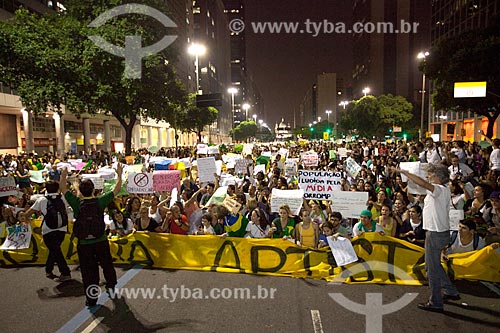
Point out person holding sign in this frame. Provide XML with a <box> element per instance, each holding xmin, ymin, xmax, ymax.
<box><xmin>396</xmin><ymin>164</ymin><xmax>460</xmax><ymax>313</ymax></box>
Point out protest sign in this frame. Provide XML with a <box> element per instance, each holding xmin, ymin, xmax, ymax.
<box><xmin>449</xmin><ymin>209</ymin><xmax>464</xmax><ymax>231</ymax></box>
<box><xmin>29</xmin><ymin>170</ymin><xmax>46</xmax><ymax>184</ymax></box>
<box><xmin>235</xmin><ymin>159</ymin><xmax>252</xmax><ymax>175</ymax></box>
<box><xmin>197</xmin><ymin>144</ymin><xmax>208</xmax><ymax>155</ymax></box>
<box><xmin>298</xmin><ymin>170</ymin><xmax>342</xmax><ymax>200</ymax></box>
<box><xmin>220</xmin><ymin>174</ymin><xmax>237</xmax><ymax>187</ymax></box>
<box><xmin>302</xmin><ymin>152</ymin><xmax>319</xmax><ymax>167</ymax></box>
<box><xmin>327</xmin><ymin>236</ymin><xmax>358</xmax><ymax>266</ymax></box>
<box><xmin>153</xmin><ymin>170</ymin><xmax>180</xmax><ymax>192</ymax></box>
<box><xmin>253</xmin><ymin>164</ymin><xmax>266</xmax><ymax>175</ymax></box>
<box><xmin>126</xmin><ymin>164</ymin><xmax>145</xmax><ymax>174</ymax></box>
<box><xmin>98</xmin><ymin>167</ymin><xmax>116</xmax><ymax>180</ymax></box>
<box><xmin>278</xmin><ymin>148</ymin><xmax>289</xmax><ymax>158</ymax></box>
<box><xmin>284</xmin><ymin>159</ymin><xmax>298</xmax><ymax>177</ymax></box>
<box><xmin>197</xmin><ymin>157</ymin><xmax>217</xmax><ymax>182</ymax></box>
<box><xmin>0</xmin><ymin>177</ymin><xmax>17</xmax><ymax>197</ymax></box>
<box><xmin>1</xmin><ymin>224</ymin><xmax>31</xmax><ymax>250</ymax></box>
<box><xmin>205</xmin><ymin>186</ymin><xmax>228</xmax><ymax>206</ymax></box>
<box><xmin>329</xmin><ymin>150</ymin><xmax>336</xmax><ymax>160</ymax></box>
<box><xmin>270</xmin><ymin>189</ymin><xmax>304</xmax><ymax>215</ymax></box>
<box><xmin>207</xmin><ymin>146</ymin><xmax>219</xmax><ymax>155</ymax></box>
<box><xmin>81</xmin><ymin>174</ymin><xmax>104</xmax><ymax>190</ymax></box>
<box><xmin>337</xmin><ymin>148</ymin><xmax>348</xmax><ymax>158</ymax></box>
<box><xmin>331</xmin><ymin>191</ymin><xmax>369</xmax><ymax>218</ymax></box>
<box><xmin>242</xmin><ymin>143</ymin><xmax>253</xmax><ymax>156</ymax></box>
<box><xmin>345</xmin><ymin>157</ymin><xmax>362</xmax><ymax>178</ymax></box>
<box><xmin>223</xmin><ymin>196</ymin><xmax>242</xmax><ymax>215</ymax></box>
<box><xmin>399</xmin><ymin>162</ymin><xmax>428</xmax><ymax>195</ymax></box>
<box><xmin>126</xmin><ymin>173</ymin><xmax>154</xmax><ymax>194</ymax></box>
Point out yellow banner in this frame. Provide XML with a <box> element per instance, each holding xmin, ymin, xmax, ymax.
<box><xmin>1</xmin><ymin>220</ymin><xmax>499</xmax><ymax>284</ymax></box>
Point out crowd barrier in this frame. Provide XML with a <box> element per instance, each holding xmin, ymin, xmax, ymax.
<box><xmin>1</xmin><ymin>220</ymin><xmax>499</xmax><ymax>284</ymax></box>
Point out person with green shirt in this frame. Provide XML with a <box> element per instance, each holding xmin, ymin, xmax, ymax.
<box><xmin>60</xmin><ymin>163</ymin><xmax>123</xmax><ymax>308</ymax></box>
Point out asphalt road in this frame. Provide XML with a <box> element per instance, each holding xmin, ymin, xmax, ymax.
<box><xmin>0</xmin><ymin>264</ymin><xmax>499</xmax><ymax>333</ymax></box>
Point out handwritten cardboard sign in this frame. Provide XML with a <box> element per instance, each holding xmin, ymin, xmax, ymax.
<box><xmin>153</xmin><ymin>170</ymin><xmax>181</xmax><ymax>192</ymax></box>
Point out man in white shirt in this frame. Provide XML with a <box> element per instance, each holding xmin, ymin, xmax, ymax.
<box><xmin>448</xmin><ymin>155</ymin><xmax>473</xmax><ymax>180</ymax></box>
<box><xmin>24</xmin><ymin>181</ymin><xmax>71</xmax><ymax>282</ymax></box>
<box><xmin>420</xmin><ymin>138</ymin><xmax>445</xmax><ymax>165</ymax></box>
<box><xmin>397</xmin><ymin>164</ymin><xmax>459</xmax><ymax>313</ymax></box>
<box><xmin>489</xmin><ymin>138</ymin><xmax>500</xmax><ymax>176</ymax></box>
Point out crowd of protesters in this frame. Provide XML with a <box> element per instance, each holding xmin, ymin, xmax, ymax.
<box><xmin>1</xmin><ymin>136</ymin><xmax>500</xmax><ymax>254</ymax></box>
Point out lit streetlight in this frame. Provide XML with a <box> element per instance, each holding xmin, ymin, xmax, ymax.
<box><xmin>325</xmin><ymin>109</ymin><xmax>332</xmax><ymax>125</ymax></box>
<box><xmin>188</xmin><ymin>43</ymin><xmax>206</xmax><ymax>94</ymax></box>
<box><xmin>362</xmin><ymin>87</ymin><xmax>370</xmax><ymax>97</ymax></box>
<box><xmin>418</xmin><ymin>51</ymin><xmax>430</xmax><ymax>140</ymax></box>
<box><xmin>242</xmin><ymin>103</ymin><xmax>251</xmax><ymax>121</ymax></box>
<box><xmin>339</xmin><ymin>101</ymin><xmax>349</xmax><ymax>109</ymax></box>
<box><xmin>252</xmin><ymin>114</ymin><xmax>257</xmax><ymax>122</ymax></box>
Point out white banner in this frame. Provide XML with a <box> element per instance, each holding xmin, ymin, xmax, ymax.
<box><xmin>270</xmin><ymin>189</ymin><xmax>304</xmax><ymax>216</ymax></box>
<box><xmin>207</xmin><ymin>146</ymin><xmax>219</xmax><ymax>155</ymax></box>
<box><xmin>235</xmin><ymin>159</ymin><xmax>253</xmax><ymax>175</ymax></box>
<box><xmin>298</xmin><ymin>170</ymin><xmax>342</xmax><ymax>201</ymax></box>
<box><xmin>197</xmin><ymin>144</ymin><xmax>208</xmax><ymax>155</ymax></box>
<box><xmin>197</xmin><ymin>157</ymin><xmax>217</xmax><ymax>183</ymax></box>
<box><xmin>0</xmin><ymin>177</ymin><xmax>17</xmax><ymax>197</ymax></box>
<box><xmin>302</xmin><ymin>152</ymin><xmax>319</xmax><ymax>167</ymax></box>
<box><xmin>331</xmin><ymin>191</ymin><xmax>369</xmax><ymax>219</ymax></box>
<box><xmin>126</xmin><ymin>173</ymin><xmax>154</xmax><ymax>194</ymax></box>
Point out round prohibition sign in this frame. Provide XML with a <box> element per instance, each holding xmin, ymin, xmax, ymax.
<box><xmin>134</xmin><ymin>173</ymin><xmax>149</xmax><ymax>187</ymax></box>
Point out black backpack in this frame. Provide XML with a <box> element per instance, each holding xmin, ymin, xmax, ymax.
<box><xmin>73</xmin><ymin>198</ymin><xmax>105</xmax><ymax>239</ymax></box>
<box><xmin>43</xmin><ymin>195</ymin><xmax>68</xmax><ymax>229</ymax></box>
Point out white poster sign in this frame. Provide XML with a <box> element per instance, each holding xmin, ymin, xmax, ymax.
<box><xmin>1</xmin><ymin>224</ymin><xmax>32</xmax><ymax>250</ymax></box>
<box><xmin>327</xmin><ymin>236</ymin><xmax>358</xmax><ymax>266</ymax></box>
<box><xmin>82</xmin><ymin>174</ymin><xmax>104</xmax><ymax>190</ymax></box>
<box><xmin>126</xmin><ymin>173</ymin><xmax>154</xmax><ymax>194</ymax></box>
<box><xmin>197</xmin><ymin>157</ymin><xmax>217</xmax><ymax>183</ymax></box>
<box><xmin>345</xmin><ymin>157</ymin><xmax>361</xmax><ymax>178</ymax></box>
<box><xmin>298</xmin><ymin>170</ymin><xmax>342</xmax><ymax>201</ymax></box>
<box><xmin>270</xmin><ymin>189</ymin><xmax>304</xmax><ymax>216</ymax></box>
<box><xmin>302</xmin><ymin>152</ymin><xmax>319</xmax><ymax>167</ymax></box>
<box><xmin>331</xmin><ymin>191</ymin><xmax>369</xmax><ymax>219</ymax></box>
<box><xmin>0</xmin><ymin>177</ymin><xmax>18</xmax><ymax>197</ymax></box>
<box><xmin>399</xmin><ymin>162</ymin><xmax>428</xmax><ymax>195</ymax></box>
<box><xmin>197</xmin><ymin>144</ymin><xmax>208</xmax><ymax>155</ymax></box>
<box><xmin>449</xmin><ymin>209</ymin><xmax>464</xmax><ymax>231</ymax></box>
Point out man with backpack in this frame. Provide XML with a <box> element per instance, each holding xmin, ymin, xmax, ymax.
<box><xmin>60</xmin><ymin>163</ymin><xmax>124</xmax><ymax>308</ymax></box>
<box><xmin>24</xmin><ymin>181</ymin><xmax>71</xmax><ymax>282</ymax></box>
<box><xmin>420</xmin><ymin>137</ymin><xmax>446</xmax><ymax>165</ymax></box>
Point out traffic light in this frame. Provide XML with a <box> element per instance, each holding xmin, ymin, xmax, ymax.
<box><xmin>310</xmin><ymin>127</ymin><xmax>314</xmax><ymax>132</ymax></box>
<box><xmin>403</xmin><ymin>133</ymin><xmax>407</xmax><ymax>140</ymax></box>
<box><xmin>389</xmin><ymin>128</ymin><xmax>393</xmax><ymax>133</ymax></box>
<box><xmin>323</xmin><ymin>132</ymin><xmax>329</xmax><ymax>140</ymax></box>
<box><xmin>326</xmin><ymin>128</ymin><xmax>331</xmax><ymax>134</ymax></box>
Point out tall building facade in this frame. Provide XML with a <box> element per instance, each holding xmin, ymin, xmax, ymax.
<box><xmin>351</xmin><ymin>0</ymin><xmax>431</xmax><ymax>107</ymax></box>
<box><xmin>193</xmin><ymin>0</ymin><xmax>232</xmax><ymax>141</ymax></box>
<box><xmin>429</xmin><ymin>0</ymin><xmax>499</xmax><ymax>141</ymax></box>
<box><xmin>299</xmin><ymin>73</ymin><xmax>338</xmax><ymax>136</ymax></box>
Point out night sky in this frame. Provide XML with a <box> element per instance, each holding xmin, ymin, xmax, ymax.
<box><xmin>245</xmin><ymin>0</ymin><xmax>353</xmax><ymax>127</ymax></box>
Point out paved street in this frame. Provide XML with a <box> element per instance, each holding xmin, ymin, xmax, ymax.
<box><xmin>1</xmin><ymin>265</ymin><xmax>499</xmax><ymax>333</ymax></box>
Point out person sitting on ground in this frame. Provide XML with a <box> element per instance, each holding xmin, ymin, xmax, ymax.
<box><xmin>398</xmin><ymin>205</ymin><xmax>425</xmax><ymax>247</ymax></box>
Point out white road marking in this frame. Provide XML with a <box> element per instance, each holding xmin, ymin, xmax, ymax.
<box><xmin>311</xmin><ymin>309</ymin><xmax>324</xmax><ymax>333</ymax></box>
<box><xmin>81</xmin><ymin>317</ymin><xmax>103</xmax><ymax>333</ymax></box>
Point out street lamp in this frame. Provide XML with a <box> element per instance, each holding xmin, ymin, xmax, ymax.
<box><xmin>252</xmin><ymin>114</ymin><xmax>257</xmax><ymax>123</ymax></box>
<box><xmin>188</xmin><ymin>43</ymin><xmax>206</xmax><ymax>94</ymax></box>
<box><xmin>228</xmin><ymin>87</ymin><xmax>238</xmax><ymax>141</ymax></box>
<box><xmin>418</xmin><ymin>51</ymin><xmax>429</xmax><ymax>140</ymax></box>
<box><xmin>325</xmin><ymin>109</ymin><xmax>332</xmax><ymax>125</ymax></box>
<box><xmin>362</xmin><ymin>87</ymin><xmax>370</xmax><ymax>97</ymax></box>
<box><xmin>339</xmin><ymin>101</ymin><xmax>349</xmax><ymax>109</ymax></box>
<box><xmin>242</xmin><ymin>103</ymin><xmax>251</xmax><ymax>121</ymax></box>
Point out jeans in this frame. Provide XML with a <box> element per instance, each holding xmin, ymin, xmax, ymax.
<box><xmin>425</xmin><ymin>231</ymin><xmax>458</xmax><ymax>308</ymax></box>
<box><xmin>43</xmin><ymin>231</ymin><xmax>70</xmax><ymax>276</ymax></box>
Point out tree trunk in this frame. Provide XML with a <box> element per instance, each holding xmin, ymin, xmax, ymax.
<box><xmin>113</xmin><ymin>113</ymin><xmax>136</xmax><ymax>156</ymax></box>
<box><xmin>197</xmin><ymin>129</ymin><xmax>202</xmax><ymax>144</ymax></box>
<box><xmin>486</xmin><ymin>113</ymin><xmax>498</xmax><ymax>139</ymax></box>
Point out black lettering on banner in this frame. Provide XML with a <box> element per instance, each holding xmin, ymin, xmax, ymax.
<box><xmin>345</xmin><ymin>257</ymin><xmax>375</xmax><ymax>283</ymax></box>
<box><xmin>351</xmin><ymin>238</ymin><xmax>374</xmax><ymax>255</ymax></box>
<box><xmin>127</xmin><ymin>240</ymin><xmax>154</xmax><ymax>266</ymax></box>
<box><xmin>373</xmin><ymin>240</ymin><xmax>425</xmax><ymax>283</ymax></box>
<box><xmin>286</xmin><ymin>247</ymin><xmax>329</xmax><ymax>276</ymax></box>
<box><xmin>110</xmin><ymin>238</ymin><xmax>129</xmax><ymax>262</ymax></box>
<box><xmin>251</xmin><ymin>246</ymin><xmax>287</xmax><ymax>273</ymax></box>
<box><xmin>20</xmin><ymin>234</ymin><xmax>39</xmax><ymax>264</ymax></box>
<box><xmin>412</xmin><ymin>253</ymin><xmax>426</xmax><ymax>282</ymax></box>
<box><xmin>65</xmin><ymin>233</ymin><xmax>79</xmax><ymax>261</ymax></box>
<box><xmin>212</xmin><ymin>240</ymin><xmax>244</xmax><ymax>273</ymax></box>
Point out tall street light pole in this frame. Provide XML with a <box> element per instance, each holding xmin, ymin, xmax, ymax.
<box><xmin>188</xmin><ymin>43</ymin><xmax>206</xmax><ymax>94</ymax></box>
<box><xmin>418</xmin><ymin>51</ymin><xmax>429</xmax><ymax>141</ymax></box>
<box><xmin>228</xmin><ymin>87</ymin><xmax>238</xmax><ymax>142</ymax></box>
<box><xmin>242</xmin><ymin>103</ymin><xmax>250</xmax><ymax>121</ymax></box>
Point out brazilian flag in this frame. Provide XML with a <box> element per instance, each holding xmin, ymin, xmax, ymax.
<box><xmin>223</xmin><ymin>213</ymin><xmax>249</xmax><ymax>237</ymax></box>
<box><xmin>256</xmin><ymin>155</ymin><xmax>270</xmax><ymax>166</ymax></box>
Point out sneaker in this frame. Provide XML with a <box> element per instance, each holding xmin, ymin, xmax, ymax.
<box><xmin>46</xmin><ymin>273</ymin><xmax>58</xmax><ymax>280</ymax></box>
<box><xmin>443</xmin><ymin>294</ymin><xmax>461</xmax><ymax>301</ymax></box>
<box><xmin>54</xmin><ymin>274</ymin><xmax>72</xmax><ymax>282</ymax></box>
<box><xmin>417</xmin><ymin>302</ymin><xmax>444</xmax><ymax>313</ymax></box>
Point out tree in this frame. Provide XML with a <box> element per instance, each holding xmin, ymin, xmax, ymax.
<box><xmin>0</xmin><ymin>1</ymin><xmax>188</xmax><ymax>155</ymax></box>
<box><xmin>180</xmin><ymin>95</ymin><xmax>218</xmax><ymax>143</ymax></box>
<box><xmin>231</xmin><ymin>121</ymin><xmax>257</xmax><ymax>142</ymax></box>
<box><xmin>422</xmin><ymin>15</ymin><xmax>500</xmax><ymax>138</ymax></box>
<box><xmin>339</xmin><ymin>94</ymin><xmax>413</xmax><ymax>138</ymax></box>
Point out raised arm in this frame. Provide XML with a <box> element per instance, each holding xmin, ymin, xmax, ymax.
<box><xmin>397</xmin><ymin>168</ymin><xmax>434</xmax><ymax>193</ymax></box>
<box><xmin>113</xmin><ymin>163</ymin><xmax>124</xmax><ymax>197</ymax></box>
<box><xmin>60</xmin><ymin>167</ymin><xmax>68</xmax><ymax>194</ymax></box>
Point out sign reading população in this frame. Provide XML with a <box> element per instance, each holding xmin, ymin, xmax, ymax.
<box><xmin>297</xmin><ymin>170</ymin><xmax>342</xmax><ymax>201</ymax></box>
<box><xmin>126</xmin><ymin>172</ymin><xmax>154</xmax><ymax>194</ymax></box>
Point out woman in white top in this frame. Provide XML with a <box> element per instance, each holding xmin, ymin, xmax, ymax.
<box><xmin>148</xmin><ymin>194</ymin><xmax>168</xmax><ymax>224</ymax></box>
<box><xmin>109</xmin><ymin>210</ymin><xmax>134</xmax><ymax>237</ymax></box>
<box><xmin>245</xmin><ymin>208</ymin><xmax>270</xmax><ymax>238</ymax></box>
<box><xmin>449</xmin><ymin>180</ymin><xmax>467</xmax><ymax>210</ymax></box>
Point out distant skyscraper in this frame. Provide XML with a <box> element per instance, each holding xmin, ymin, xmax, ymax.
<box><xmin>351</xmin><ymin>0</ymin><xmax>431</xmax><ymax>106</ymax></box>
